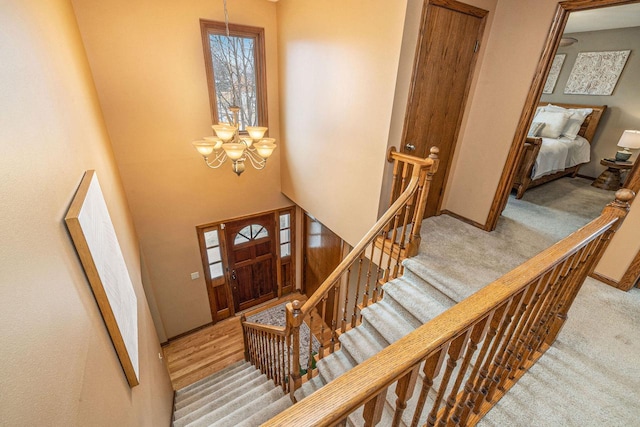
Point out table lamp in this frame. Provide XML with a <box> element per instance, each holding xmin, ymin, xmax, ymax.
<box><xmin>615</xmin><ymin>130</ymin><xmax>640</xmax><ymax>162</ymax></box>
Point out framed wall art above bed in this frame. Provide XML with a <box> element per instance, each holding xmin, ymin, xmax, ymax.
<box><xmin>564</xmin><ymin>50</ymin><xmax>631</xmax><ymax>96</ymax></box>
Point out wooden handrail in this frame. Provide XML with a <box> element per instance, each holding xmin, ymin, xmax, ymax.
<box><xmin>265</xmin><ymin>189</ymin><xmax>633</xmax><ymax>426</ymax></box>
<box><xmin>290</xmin><ymin>152</ymin><xmax>437</xmax><ymax>325</ymax></box>
<box><xmin>242</xmin><ymin>321</ymin><xmax>286</xmax><ymax>335</ymax></box>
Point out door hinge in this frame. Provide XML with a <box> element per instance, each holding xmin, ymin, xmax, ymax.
<box><xmin>474</xmin><ymin>40</ymin><xmax>480</xmax><ymax>53</ymax></box>
<box><xmin>220</xmin><ymin>223</ymin><xmax>226</xmax><ymax>229</ymax></box>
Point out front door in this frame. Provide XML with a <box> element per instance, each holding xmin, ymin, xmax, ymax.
<box><xmin>225</xmin><ymin>214</ymin><xmax>277</xmax><ymax>312</ymax></box>
<box><xmin>401</xmin><ymin>0</ymin><xmax>487</xmax><ymax>217</ymax></box>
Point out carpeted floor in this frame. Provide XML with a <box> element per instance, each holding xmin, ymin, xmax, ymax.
<box><xmin>413</xmin><ymin>177</ymin><xmax>640</xmax><ymax>426</ymax></box>
<box><xmin>246</xmin><ymin>302</ymin><xmax>320</xmax><ymax>370</ymax></box>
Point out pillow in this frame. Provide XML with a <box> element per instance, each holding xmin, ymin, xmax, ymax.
<box><xmin>535</xmin><ymin>110</ymin><xmax>571</xmax><ymax>138</ymax></box>
<box><xmin>528</xmin><ymin>121</ymin><xmax>545</xmax><ymax>137</ymax></box>
<box><xmin>543</xmin><ymin>104</ymin><xmax>593</xmax><ymax>140</ymax></box>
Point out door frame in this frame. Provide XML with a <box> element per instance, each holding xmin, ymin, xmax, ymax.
<box><xmin>400</xmin><ymin>0</ymin><xmax>488</xmax><ymax>216</ymax></box>
<box><xmin>486</xmin><ymin>0</ymin><xmax>640</xmax><ymax>232</ymax></box>
<box><xmin>196</xmin><ymin>206</ymin><xmax>296</xmax><ymax>323</ymax></box>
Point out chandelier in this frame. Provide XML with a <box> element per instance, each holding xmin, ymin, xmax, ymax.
<box><xmin>192</xmin><ymin>106</ymin><xmax>277</xmax><ymax>176</ymax></box>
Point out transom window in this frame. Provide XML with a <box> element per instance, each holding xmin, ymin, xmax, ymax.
<box><xmin>234</xmin><ymin>224</ymin><xmax>269</xmax><ymax>245</ymax></box>
<box><xmin>200</xmin><ymin>20</ymin><xmax>268</xmax><ymax>131</ymax></box>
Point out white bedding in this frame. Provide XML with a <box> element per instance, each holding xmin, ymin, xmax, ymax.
<box><xmin>531</xmin><ymin>135</ymin><xmax>590</xmax><ymax>180</ymax></box>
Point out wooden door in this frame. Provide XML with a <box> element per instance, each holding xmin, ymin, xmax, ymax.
<box><xmin>303</xmin><ymin>214</ymin><xmax>342</xmax><ymax>325</ymax></box>
<box><xmin>401</xmin><ymin>0</ymin><xmax>487</xmax><ymax>217</ymax></box>
<box><xmin>225</xmin><ymin>214</ymin><xmax>277</xmax><ymax>312</ymax></box>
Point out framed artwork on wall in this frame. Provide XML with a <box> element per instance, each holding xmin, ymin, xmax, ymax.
<box><xmin>564</xmin><ymin>50</ymin><xmax>631</xmax><ymax>96</ymax></box>
<box><xmin>543</xmin><ymin>53</ymin><xmax>566</xmax><ymax>94</ymax></box>
<box><xmin>65</xmin><ymin>170</ymin><xmax>140</xmax><ymax>387</ymax></box>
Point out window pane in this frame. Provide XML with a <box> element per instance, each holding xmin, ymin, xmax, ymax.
<box><xmin>208</xmin><ymin>34</ymin><xmax>257</xmax><ymax>130</ymax></box>
<box><xmin>253</xmin><ymin>226</ymin><xmax>268</xmax><ymax>240</ymax></box>
<box><xmin>280</xmin><ymin>229</ymin><xmax>290</xmax><ymax>244</ymax></box>
<box><xmin>280</xmin><ymin>243</ymin><xmax>291</xmax><ymax>258</ymax></box>
<box><xmin>204</xmin><ymin>229</ymin><xmax>219</xmax><ymax>248</ymax></box>
<box><xmin>235</xmin><ymin>225</ymin><xmax>251</xmax><ymax>245</ymax></box>
<box><xmin>207</xmin><ymin>247</ymin><xmax>221</xmax><ymax>263</ymax></box>
<box><xmin>209</xmin><ymin>262</ymin><xmax>223</xmax><ymax>279</ymax></box>
<box><xmin>279</xmin><ymin>213</ymin><xmax>290</xmax><ymax>229</ymax></box>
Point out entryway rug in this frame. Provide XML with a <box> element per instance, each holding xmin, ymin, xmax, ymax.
<box><xmin>246</xmin><ymin>302</ymin><xmax>321</xmax><ymax>371</ymax></box>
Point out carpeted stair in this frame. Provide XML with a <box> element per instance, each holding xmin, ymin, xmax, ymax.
<box><xmin>293</xmin><ymin>258</ymin><xmax>458</xmax><ymax>426</ymax></box>
<box><xmin>171</xmin><ymin>361</ymin><xmax>291</xmax><ymax>427</ymax></box>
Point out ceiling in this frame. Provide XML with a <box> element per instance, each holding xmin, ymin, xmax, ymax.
<box><xmin>565</xmin><ymin>3</ymin><xmax>640</xmax><ymax>33</ymax></box>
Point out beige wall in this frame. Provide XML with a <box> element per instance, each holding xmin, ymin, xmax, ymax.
<box><xmin>441</xmin><ymin>0</ymin><xmax>640</xmax><ymax>283</ymax></box>
<box><xmin>277</xmin><ymin>0</ymin><xmax>409</xmax><ymax>247</ymax></box>
<box><xmin>541</xmin><ymin>26</ymin><xmax>640</xmax><ymax>178</ymax></box>
<box><xmin>72</xmin><ymin>0</ymin><xmax>292</xmax><ymax>338</ymax></box>
<box><xmin>0</xmin><ymin>1</ymin><xmax>173</xmax><ymax>425</ymax></box>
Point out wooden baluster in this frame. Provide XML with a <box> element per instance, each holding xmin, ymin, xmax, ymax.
<box><xmin>288</xmin><ymin>300</ymin><xmax>302</xmax><ymax>401</ymax></box>
<box><xmin>363</xmin><ymin>388</ymin><xmax>388</xmax><ymax>427</ymax></box>
<box><xmin>352</xmin><ymin>256</ymin><xmax>364</xmax><ymax>328</ymax></box>
<box><xmin>319</xmin><ymin>297</ymin><xmax>327</xmax><ymax>359</ymax></box>
<box><xmin>280</xmin><ymin>335</ymin><xmax>286</xmax><ymax>389</ymax></box>
<box><xmin>270</xmin><ymin>332</ymin><xmax>276</xmax><ymax>382</ymax></box>
<box><xmin>285</xmin><ymin>331</ymin><xmax>291</xmax><ymax>394</ymax></box>
<box><xmin>307</xmin><ymin>311</ymin><xmax>314</xmax><ymax>379</ymax></box>
<box><xmin>331</xmin><ymin>284</ymin><xmax>340</xmax><ymax>353</ymax></box>
<box><xmin>342</xmin><ymin>264</ymin><xmax>352</xmax><ymax>333</ymax></box>
<box><xmin>362</xmin><ymin>241</ymin><xmax>377</xmax><ymax>310</ymax></box>
<box><xmin>373</xmin><ymin>228</ymin><xmax>387</xmax><ymax>303</ymax></box>
<box><xmin>457</xmin><ymin>302</ymin><xmax>510</xmax><ymax>425</ymax></box>
<box><xmin>392</xmin><ymin>366</ymin><xmax>419</xmax><ymax>427</ymax></box>
<box><xmin>388</xmin><ymin>157</ymin><xmax>401</xmax><ymax>207</ymax></box>
<box><xmin>441</xmin><ymin>317</ymin><xmax>490</xmax><ymax>426</ymax></box>
<box><xmin>411</xmin><ymin>346</ymin><xmax>448</xmax><ymax>427</ymax></box>
<box><xmin>484</xmin><ymin>284</ymin><xmax>537</xmax><ymax>402</ymax></box>
<box><xmin>433</xmin><ymin>330</ymin><xmax>473</xmax><ymax>427</ymax></box>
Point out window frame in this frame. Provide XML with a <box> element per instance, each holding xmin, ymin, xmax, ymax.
<box><xmin>199</xmin><ymin>19</ymin><xmax>269</xmax><ymax>130</ymax></box>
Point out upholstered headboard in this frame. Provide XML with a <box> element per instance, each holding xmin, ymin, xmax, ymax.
<box><xmin>537</xmin><ymin>102</ymin><xmax>607</xmax><ymax>142</ymax></box>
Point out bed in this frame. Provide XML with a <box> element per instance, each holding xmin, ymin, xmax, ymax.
<box><xmin>512</xmin><ymin>102</ymin><xmax>607</xmax><ymax>199</ymax></box>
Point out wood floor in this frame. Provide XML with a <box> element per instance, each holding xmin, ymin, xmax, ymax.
<box><xmin>162</xmin><ymin>292</ymin><xmax>319</xmax><ymax>390</ymax></box>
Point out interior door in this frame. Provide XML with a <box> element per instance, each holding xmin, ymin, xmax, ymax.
<box><xmin>402</xmin><ymin>0</ymin><xmax>487</xmax><ymax>217</ymax></box>
<box><xmin>303</xmin><ymin>214</ymin><xmax>342</xmax><ymax>326</ymax></box>
<box><xmin>225</xmin><ymin>214</ymin><xmax>277</xmax><ymax>312</ymax></box>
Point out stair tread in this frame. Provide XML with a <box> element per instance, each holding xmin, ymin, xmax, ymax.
<box><xmin>175</xmin><ymin>360</ymin><xmax>247</xmax><ymax>396</ymax></box>
<box><xmin>174</xmin><ymin>370</ymin><xmax>266</xmax><ymax>420</ymax></box>
<box><xmin>316</xmin><ymin>350</ymin><xmax>357</xmax><ymax>385</ymax></box>
<box><xmin>175</xmin><ymin>363</ymin><xmax>256</xmax><ymax>406</ymax></box>
<box><xmin>383</xmin><ymin>277</ymin><xmax>452</xmax><ymax>324</ymax></box>
<box><xmin>338</xmin><ymin>324</ymin><xmax>387</xmax><ymax>364</ymax></box>
<box><xmin>235</xmin><ymin>394</ymin><xmax>292</xmax><ymax>427</ymax></box>
<box><xmin>402</xmin><ymin>259</ymin><xmax>459</xmax><ymax>305</ymax></box>
<box><xmin>294</xmin><ymin>375</ymin><xmax>326</xmax><ymax>402</ymax></box>
<box><xmin>361</xmin><ymin>300</ymin><xmax>420</xmax><ymax>345</ymax></box>
<box><xmin>175</xmin><ymin>367</ymin><xmax>262</xmax><ymax>412</ymax></box>
<box><xmin>206</xmin><ymin>386</ymin><xmax>285</xmax><ymax>427</ymax></box>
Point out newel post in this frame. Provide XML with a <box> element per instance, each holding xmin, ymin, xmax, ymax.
<box><xmin>240</xmin><ymin>314</ymin><xmax>250</xmax><ymax>362</ymax></box>
<box><xmin>286</xmin><ymin>300</ymin><xmax>303</xmax><ymax>402</ymax></box>
<box><xmin>545</xmin><ymin>188</ymin><xmax>634</xmax><ymax>346</ymax></box>
<box><xmin>407</xmin><ymin>147</ymin><xmax>440</xmax><ymax>257</ymax></box>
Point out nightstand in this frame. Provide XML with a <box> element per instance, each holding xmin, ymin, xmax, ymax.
<box><xmin>592</xmin><ymin>159</ymin><xmax>633</xmax><ymax>191</ymax></box>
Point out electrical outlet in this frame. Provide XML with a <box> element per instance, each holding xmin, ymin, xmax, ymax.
<box><xmin>190</xmin><ymin>272</ymin><xmax>200</xmax><ymax>280</ymax></box>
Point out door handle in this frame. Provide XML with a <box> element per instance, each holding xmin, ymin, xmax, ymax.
<box><xmin>405</xmin><ymin>143</ymin><xmax>416</xmax><ymax>152</ymax></box>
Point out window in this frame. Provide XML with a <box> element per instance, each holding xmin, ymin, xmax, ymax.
<box><xmin>234</xmin><ymin>224</ymin><xmax>269</xmax><ymax>245</ymax></box>
<box><xmin>203</xmin><ymin>228</ymin><xmax>224</xmax><ymax>279</ymax></box>
<box><xmin>200</xmin><ymin>20</ymin><xmax>268</xmax><ymax>130</ymax></box>
<box><xmin>279</xmin><ymin>212</ymin><xmax>292</xmax><ymax>258</ymax></box>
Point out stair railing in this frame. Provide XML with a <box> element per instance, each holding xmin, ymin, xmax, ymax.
<box><xmin>264</xmin><ymin>189</ymin><xmax>634</xmax><ymax>426</ymax></box>
<box><xmin>240</xmin><ymin>147</ymin><xmax>439</xmax><ymax>396</ymax></box>
<box><xmin>240</xmin><ymin>316</ymin><xmax>290</xmax><ymax>392</ymax></box>
<box><xmin>285</xmin><ymin>147</ymin><xmax>440</xmax><ymax>400</ymax></box>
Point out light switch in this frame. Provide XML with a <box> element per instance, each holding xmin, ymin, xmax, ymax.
<box><xmin>190</xmin><ymin>272</ymin><xmax>200</xmax><ymax>280</ymax></box>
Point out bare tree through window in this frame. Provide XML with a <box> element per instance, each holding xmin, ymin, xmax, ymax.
<box><xmin>200</xmin><ymin>20</ymin><xmax>267</xmax><ymax>131</ymax></box>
